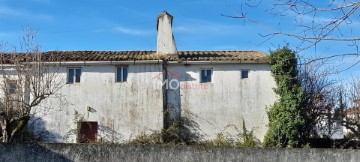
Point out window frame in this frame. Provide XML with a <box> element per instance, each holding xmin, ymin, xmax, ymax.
<box><xmin>241</xmin><ymin>69</ymin><xmax>250</xmax><ymax>79</ymax></box>
<box><xmin>115</xmin><ymin>66</ymin><xmax>128</xmax><ymax>82</ymax></box>
<box><xmin>200</xmin><ymin>68</ymin><xmax>213</xmax><ymax>83</ymax></box>
<box><xmin>67</xmin><ymin>67</ymin><xmax>82</xmax><ymax>84</ymax></box>
<box><xmin>7</xmin><ymin>80</ymin><xmax>18</xmax><ymax>95</ymax></box>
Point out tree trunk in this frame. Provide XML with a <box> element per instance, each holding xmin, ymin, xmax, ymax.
<box><xmin>9</xmin><ymin>117</ymin><xmax>30</xmax><ymax>142</ymax></box>
<box><xmin>0</xmin><ymin>114</ymin><xmax>30</xmax><ymax>143</ymax></box>
<box><xmin>0</xmin><ymin>118</ymin><xmax>9</xmax><ymax>143</ymax></box>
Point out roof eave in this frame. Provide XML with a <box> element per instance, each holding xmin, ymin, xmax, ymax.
<box><xmin>168</xmin><ymin>60</ymin><xmax>270</xmax><ymax>65</ymax></box>
<box><xmin>38</xmin><ymin>60</ymin><xmax>164</xmax><ymax>66</ymax></box>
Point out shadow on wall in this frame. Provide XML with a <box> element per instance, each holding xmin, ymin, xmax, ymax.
<box><xmin>98</xmin><ymin>125</ymin><xmax>124</xmax><ymax>143</ymax></box>
<box><xmin>27</xmin><ymin>117</ymin><xmax>125</xmax><ymax>143</ymax></box>
<box><xmin>0</xmin><ymin>143</ymin><xmax>71</xmax><ymax>162</ymax></box>
<box><xmin>178</xmin><ymin>117</ymin><xmax>204</xmax><ymax>143</ymax></box>
<box><xmin>164</xmin><ymin>117</ymin><xmax>204</xmax><ymax>144</ymax></box>
<box><xmin>175</xmin><ymin>71</ymin><xmax>196</xmax><ymax>82</ymax></box>
<box><xmin>25</xmin><ymin>117</ymin><xmax>62</xmax><ymax>142</ymax></box>
<box><xmin>60</xmin><ymin>122</ymin><xmax>125</xmax><ymax>143</ymax></box>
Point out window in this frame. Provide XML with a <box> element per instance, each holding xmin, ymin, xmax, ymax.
<box><xmin>68</xmin><ymin>68</ymin><xmax>82</xmax><ymax>83</ymax></box>
<box><xmin>241</xmin><ymin>70</ymin><xmax>249</xmax><ymax>79</ymax></box>
<box><xmin>200</xmin><ymin>69</ymin><xmax>212</xmax><ymax>83</ymax></box>
<box><xmin>7</xmin><ymin>81</ymin><xmax>17</xmax><ymax>94</ymax></box>
<box><xmin>116</xmin><ymin>66</ymin><xmax>128</xmax><ymax>82</ymax></box>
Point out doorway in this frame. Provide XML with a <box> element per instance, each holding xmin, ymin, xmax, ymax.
<box><xmin>78</xmin><ymin>121</ymin><xmax>98</xmax><ymax>143</ymax></box>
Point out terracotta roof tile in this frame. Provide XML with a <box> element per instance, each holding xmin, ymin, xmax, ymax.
<box><xmin>0</xmin><ymin>50</ymin><xmax>269</xmax><ymax>63</ymax></box>
<box><xmin>178</xmin><ymin>51</ymin><xmax>268</xmax><ymax>61</ymax></box>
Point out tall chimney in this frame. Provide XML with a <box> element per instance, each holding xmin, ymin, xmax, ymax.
<box><xmin>157</xmin><ymin>11</ymin><xmax>177</xmax><ymax>55</ymax></box>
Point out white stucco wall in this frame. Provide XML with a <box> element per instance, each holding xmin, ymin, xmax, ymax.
<box><xmin>157</xmin><ymin>13</ymin><xmax>177</xmax><ymax>55</ymax></box>
<box><xmin>166</xmin><ymin>63</ymin><xmax>277</xmax><ymax>141</ymax></box>
<box><xmin>27</xmin><ymin>62</ymin><xmax>276</xmax><ymax>143</ymax></box>
<box><xmin>30</xmin><ymin>63</ymin><xmax>164</xmax><ymax>143</ymax></box>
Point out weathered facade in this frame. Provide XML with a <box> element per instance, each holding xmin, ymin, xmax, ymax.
<box><xmin>30</xmin><ymin>63</ymin><xmax>164</xmax><ymax>142</ymax></box>
<box><xmin>166</xmin><ymin>63</ymin><xmax>276</xmax><ymax>141</ymax></box>
<box><xmin>2</xmin><ymin>11</ymin><xmax>277</xmax><ymax>143</ymax></box>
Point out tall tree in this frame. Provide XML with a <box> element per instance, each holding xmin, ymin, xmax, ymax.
<box><xmin>298</xmin><ymin>59</ymin><xmax>340</xmax><ymax>139</ymax></box>
<box><xmin>0</xmin><ymin>29</ymin><xmax>64</xmax><ymax>142</ymax></box>
<box><xmin>264</xmin><ymin>47</ymin><xmax>307</xmax><ymax>147</ymax></box>
<box><xmin>338</xmin><ymin>77</ymin><xmax>360</xmax><ymax>138</ymax></box>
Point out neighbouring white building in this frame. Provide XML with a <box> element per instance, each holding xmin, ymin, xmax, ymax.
<box><xmin>343</xmin><ymin>99</ymin><xmax>360</xmax><ymax>137</ymax></box>
<box><xmin>3</xmin><ymin>11</ymin><xmax>277</xmax><ymax>143</ymax></box>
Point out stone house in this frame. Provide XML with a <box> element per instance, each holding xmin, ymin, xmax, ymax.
<box><xmin>2</xmin><ymin>11</ymin><xmax>277</xmax><ymax>143</ymax></box>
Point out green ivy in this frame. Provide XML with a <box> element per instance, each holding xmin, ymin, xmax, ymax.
<box><xmin>263</xmin><ymin>47</ymin><xmax>307</xmax><ymax>148</ymax></box>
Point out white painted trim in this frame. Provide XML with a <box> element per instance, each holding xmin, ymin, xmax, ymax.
<box><xmin>4</xmin><ymin>60</ymin><xmax>268</xmax><ymax>66</ymax></box>
<box><xmin>167</xmin><ymin>60</ymin><xmax>270</xmax><ymax>65</ymax></box>
<box><xmin>16</xmin><ymin>60</ymin><xmax>163</xmax><ymax>66</ymax></box>
<box><xmin>240</xmin><ymin>69</ymin><xmax>250</xmax><ymax>79</ymax></box>
<box><xmin>27</xmin><ymin>60</ymin><xmax>164</xmax><ymax>66</ymax></box>
<box><xmin>200</xmin><ymin>68</ymin><xmax>213</xmax><ymax>83</ymax></box>
<box><xmin>67</xmin><ymin>67</ymin><xmax>82</xmax><ymax>84</ymax></box>
<box><xmin>115</xmin><ymin>66</ymin><xmax>128</xmax><ymax>82</ymax></box>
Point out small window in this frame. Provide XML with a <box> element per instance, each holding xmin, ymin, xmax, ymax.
<box><xmin>68</xmin><ymin>68</ymin><xmax>82</xmax><ymax>84</ymax></box>
<box><xmin>200</xmin><ymin>69</ymin><xmax>212</xmax><ymax>83</ymax></box>
<box><xmin>7</xmin><ymin>81</ymin><xmax>17</xmax><ymax>94</ymax></box>
<box><xmin>241</xmin><ymin>70</ymin><xmax>249</xmax><ymax>79</ymax></box>
<box><xmin>116</xmin><ymin>66</ymin><xmax>128</xmax><ymax>82</ymax></box>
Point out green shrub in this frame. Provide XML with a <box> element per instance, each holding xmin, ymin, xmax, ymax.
<box><xmin>264</xmin><ymin>47</ymin><xmax>307</xmax><ymax>148</ymax></box>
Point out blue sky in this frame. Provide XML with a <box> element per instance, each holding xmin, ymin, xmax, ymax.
<box><xmin>0</xmin><ymin>0</ymin><xmax>359</xmax><ymax>80</ymax></box>
<box><xmin>1</xmin><ymin>0</ymin><xmax>258</xmax><ymax>51</ymax></box>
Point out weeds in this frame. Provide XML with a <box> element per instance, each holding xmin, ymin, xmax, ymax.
<box><xmin>200</xmin><ymin>124</ymin><xmax>261</xmax><ymax>148</ymax></box>
<box><xmin>127</xmin><ymin>131</ymin><xmax>163</xmax><ymax>145</ymax></box>
<box><xmin>128</xmin><ymin>118</ymin><xmax>260</xmax><ymax>147</ymax></box>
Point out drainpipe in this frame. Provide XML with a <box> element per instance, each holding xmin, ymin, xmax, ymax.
<box><xmin>157</xmin><ymin>11</ymin><xmax>177</xmax><ymax>131</ymax></box>
<box><xmin>162</xmin><ymin>61</ymin><xmax>169</xmax><ymax>130</ymax></box>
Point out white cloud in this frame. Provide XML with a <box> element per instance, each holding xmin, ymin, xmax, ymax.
<box><xmin>173</xmin><ymin>19</ymin><xmax>242</xmax><ymax>35</ymax></box>
<box><xmin>285</xmin><ymin>7</ymin><xmax>360</xmax><ymax>29</ymax></box>
<box><xmin>0</xmin><ymin>5</ymin><xmax>53</xmax><ymax>21</ymax></box>
<box><xmin>173</xmin><ymin>26</ymin><xmax>190</xmax><ymax>32</ymax></box>
<box><xmin>0</xmin><ymin>0</ymin><xmax>51</xmax><ymax>3</ymax></box>
<box><xmin>113</xmin><ymin>26</ymin><xmax>154</xmax><ymax>36</ymax></box>
<box><xmin>0</xmin><ymin>32</ymin><xmax>8</xmax><ymax>37</ymax></box>
<box><xmin>0</xmin><ymin>6</ymin><xmax>21</xmax><ymax>16</ymax></box>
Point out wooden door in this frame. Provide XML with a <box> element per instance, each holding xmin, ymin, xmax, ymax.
<box><xmin>78</xmin><ymin>121</ymin><xmax>98</xmax><ymax>143</ymax></box>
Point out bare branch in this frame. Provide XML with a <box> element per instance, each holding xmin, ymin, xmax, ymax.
<box><xmin>0</xmin><ymin>28</ymin><xmax>64</xmax><ymax>142</ymax></box>
<box><xmin>229</xmin><ymin>0</ymin><xmax>360</xmax><ymax>71</ymax></box>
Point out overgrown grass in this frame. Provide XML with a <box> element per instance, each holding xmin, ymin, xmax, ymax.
<box><xmin>128</xmin><ymin>119</ymin><xmax>261</xmax><ymax>147</ymax></box>
<box><xmin>127</xmin><ymin>121</ymin><xmax>199</xmax><ymax>145</ymax></box>
<box><xmin>199</xmin><ymin>130</ymin><xmax>261</xmax><ymax>147</ymax></box>
<box><xmin>127</xmin><ymin>131</ymin><xmax>163</xmax><ymax>145</ymax></box>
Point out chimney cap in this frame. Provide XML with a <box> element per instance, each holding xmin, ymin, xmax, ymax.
<box><xmin>157</xmin><ymin>11</ymin><xmax>173</xmax><ymax>19</ymax></box>
<box><xmin>157</xmin><ymin>11</ymin><xmax>173</xmax><ymax>31</ymax></box>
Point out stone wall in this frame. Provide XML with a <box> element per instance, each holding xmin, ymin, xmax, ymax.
<box><xmin>1</xmin><ymin>144</ymin><xmax>359</xmax><ymax>162</ymax></box>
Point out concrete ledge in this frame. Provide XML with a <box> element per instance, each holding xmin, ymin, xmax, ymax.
<box><xmin>0</xmin><ymin>144</ymin><xmax>360</xmax><ymax>162</ymax></box>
